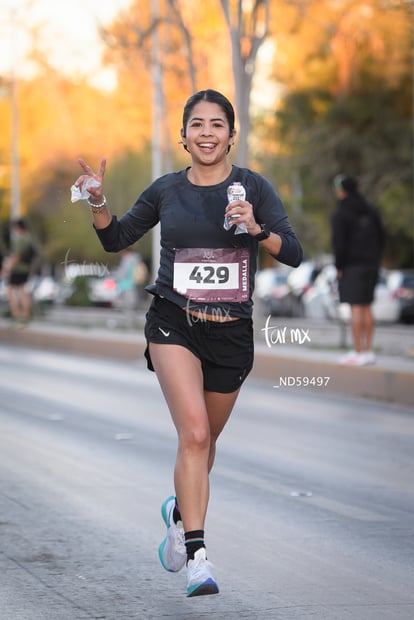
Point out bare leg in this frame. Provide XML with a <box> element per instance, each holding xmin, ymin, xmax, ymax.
<box><xmin>7</xmin><ymin>284</ymin><xmax>31</xmax><ymax>321</ymax></box>
<box><xmin>204</xmin><ymin>389</ymin><xmax>239</xmax><ymax>473</ymax></box>
<box><xmin>19</xmin><ymin>286</ymin><xmax>32</xmax><ymax>320</ymax></box>
<box><xmin>350</xmin><ymin>304</ymin><xmax>364</xmax><ymax>352</ymax></box>
<box><xmin>361</xmin><ymin>305</ymin><xmax>375</xmax><ymax>351</ymax></box>
<box><xmin>7</xmin><ymin>285</ymin><xmax>22</xmax><ymax>320</ymax></box>
<box><xmin>149</xmin><ymin>343</ymin><xmax>240</xmax><ymax>533</ymax></box>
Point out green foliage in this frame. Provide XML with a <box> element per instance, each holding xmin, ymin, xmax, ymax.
<box><xmin>249</xmin><ymin>0</ymin><xmax>414</xmax><ymax>267</ymax></box>
<box><xmin>377</xmin><ymin>182</ymin><xmax>414</xmax><ymax>268</ymax></box>
<box><xmin>26</xmin><ymin>148</ymin><xmax>155</xmax><ymax>274</ymax></box>
<box><xmin>256</xmin><ymin>67</ymin><xmax>413</xmax><ymax>264</ymax></box>
<box><xmin>65</xmin><ymin>276</ymin><xmax>92</xmax><ymax>307</ymax></box>
<box><xmin>104</xmin><ymin>147</ymin><xmax>154</xmax><ymax>261</ymax></box>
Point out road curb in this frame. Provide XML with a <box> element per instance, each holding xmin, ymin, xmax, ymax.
<box><xmin>1</xmin><ymin>324</ymin><xmax>413</xmax><ymax>407</ymax></box>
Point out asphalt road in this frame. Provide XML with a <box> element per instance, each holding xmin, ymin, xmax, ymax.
<box><xmin>34</xmin><ymin>302</ymin><xmax>414</xmax><ymax>357</ymax></box>
<box><xmin>1</xmin><ymin>346</ymin><xmax>414</xmax><ymax>619</ymax></box>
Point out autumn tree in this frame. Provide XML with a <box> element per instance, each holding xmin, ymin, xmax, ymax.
<box><xmin>1</xmin><ymin>0</ymin><xmax>411</xmax><ymax>271</ymax></box>
<box><xmin>102</xmin><ymin>0</ymin><xmax>273</xmax><ymax>166</ymax></box>
<box><xmin>220</xmin><ymin>0</ymin><xmax>271</xmax><ymax>166</ymax></box>
<box><xmin>256</xmin><ymin>0</ymin><xmax>413</xmax><ymax>265</ymax></box>
<box><xmin>101</xmin><ymin>0</ymin><xmax>234</xmax><ymax>172</ymax></box>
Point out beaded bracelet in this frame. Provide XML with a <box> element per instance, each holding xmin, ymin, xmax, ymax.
<box><xmin>87</xmin><ymin>196</ymin><xmax>107</xmax><ymax>213</ymax></box>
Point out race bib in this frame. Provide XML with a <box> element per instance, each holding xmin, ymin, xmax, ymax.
<box><xmin>173</xmin><ymin>248</ymin><xmax>250</xmax><ymax>302</ymax></box>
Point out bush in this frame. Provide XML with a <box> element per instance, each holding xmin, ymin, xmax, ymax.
<box><xmin>65</xmin><ymin>276</ymin><xmax>92</xmax><ymax>306</ymax></box>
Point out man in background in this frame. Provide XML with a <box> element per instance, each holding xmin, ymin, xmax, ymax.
<box><xmin>331</xmin><ymin>175</ymin><xmax>385</xmax><ymax>365</ymax></box>
<box><xmin>1</xmin><ymin>218</ymin><xmax>35</xmax><ymax>327</ymax></box>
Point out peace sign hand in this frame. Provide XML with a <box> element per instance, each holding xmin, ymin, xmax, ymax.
<box><xmin>71</xmin><ymin>158</ymin><xmax>107</xmax><ymax>202</ymax></box>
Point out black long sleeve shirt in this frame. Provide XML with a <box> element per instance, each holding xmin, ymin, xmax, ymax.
<box><xmin>95</xmin><ymin>165</ymin><xmax>303</xmax><ymax>319</ymax></box>
<box><xmin>331</xmin><ymin>193</ymin><xmax>385</xmax><ymax>271</ymax></box>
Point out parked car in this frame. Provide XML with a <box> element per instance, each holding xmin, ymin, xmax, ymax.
<box><xmin>387</xmin><ymin>269</ymin><xmax>414</xmax><ymax>324</ymax></box>
<box><xmin>301</xmin><ymin>264</ymin><xmax>339</xmax><ymax>320</ymax></box>
<box><xmin>286</xmin><ymin>257</ymin><xmax>333</xmax><ymax>317</ymax></box>
<box><xmin>88</xmin><ymin>275</ymin><xmax>118</xmax><ymax>307</ymax></box>
<box><xmin>57</xmin><ymin>264</ymin><xmax>118</xmax><ymax>307</ymax></box>
<box><xmin>303</xmin><ymin>266</ymin><xmax>402</xmax><ymax>323</ymax></box>
<box><xmin>255</xmin><ymin>267</ymin><xmax>297</xmax><ymax>316</ymax></box>
<box><xmin>29</xmin><ymin>276</ymin><xmax>61</xmax><ymax>305</ymax></box>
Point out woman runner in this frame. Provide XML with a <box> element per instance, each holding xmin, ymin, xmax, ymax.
<box><xmin>72</xmin><ymin>89</ymin><xmax>303</xmax><ymax>597</ymax></box>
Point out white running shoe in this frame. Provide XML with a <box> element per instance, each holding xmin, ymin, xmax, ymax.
<box><xmin>339</xmin><ymin>350</ymin><xmax>376</xmax><ymax>366</ymax></box>
<box><xmin>360</xmin><ymin>350</ymin><xmax>376</xmax><ymax>365</ymax></box>
<box><xmin>338</xmin><ymin>351</ymin><xmax>365</xmax><ymax>366</ymax></box>
<box><xmin>158</xmin><ymin>496</ymin><xmax>186</xmax><ymax>573</ymax></box>
<box><xmin>338</xmin><ymin>350</ymin><xmax>358</xmax><ymax>364</ymax></box>
<box><xmin>186</xmin><ymin>547</ymin><xmax>219</xmax><ymax>597</ymax></box>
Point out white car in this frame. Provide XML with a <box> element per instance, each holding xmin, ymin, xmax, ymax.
<box><xmin>303</xmin><ymin>266</ymin><xmax>401</xmax><ymax>323</ymax></box>
<box><xmin>255</xmin><ymin>267</ymin><xmax>297</xmax><ymax>316</ymax></box>
<box><xmin>302</xmin><ymin>264</ymin><xmax>339</xmax><ymax>320</ymax></box>
<box><xmin>30</xmin><ymin>276</ymin><xmax>61</xmax><ymax>304</ymax></box>
<box><xmin>57</xmin><ymin>263</ymin><xmax>118</xmax><ymax>307</ymax></box>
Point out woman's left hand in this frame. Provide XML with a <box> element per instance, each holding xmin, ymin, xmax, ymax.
<box><xmin>225</xmin><ymin>200</ymin><xmax>259</xmax><ymax>235</ymax></box>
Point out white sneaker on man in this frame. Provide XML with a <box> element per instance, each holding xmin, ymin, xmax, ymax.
<box><xmin>360</xmin><ymin>350</ymin><xmax>376</xmax><ymax>365</ymax></box>
<box><xmin>158</xmin><ymin>496</ymin><xmax>186</xmax><ymax>573</ymax></box>
<box><xmin>338</xmin><ymin>350</ymin><xmax>375</xmax><ymax>366</ymax></box>
<box><xmin>338</xmin><ymin>350</ymin><xmax>359</xmax><ymax>365</ymax></box>
<box><xmin>186</xmin><ymin>547</ymin><xmax>219</xmax><ymax>597</ymax></box>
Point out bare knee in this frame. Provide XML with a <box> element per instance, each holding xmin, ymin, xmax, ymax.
<box><xmin>178</xmin><ymin>424</ymin><xmax>210</xmax><ymax>454</ymax></box>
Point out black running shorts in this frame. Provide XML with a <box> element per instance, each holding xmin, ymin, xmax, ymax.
<box><xmin>338</xmin><ymin>265</ymin><xmax>379</xmax><ymax>305</ymax></box>
<box><xmin>9</xmin><ymin>272</ymin><xmax>29</xmax><ymax>286</ymax></box>
<box><xmin>144</xmin><ymin>296</ymin><xmax>254</xmax><ymax>393</ymax></box>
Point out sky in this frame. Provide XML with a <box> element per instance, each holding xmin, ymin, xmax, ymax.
<box><xmin>0</xmin><ymin>0</ymin><xmax>278</xmax><ymax>105</ymax></box>
<box><xmin>0</xmin><ymin>0</ymin><xmax>132</xmax><ymax>89</ymax></box>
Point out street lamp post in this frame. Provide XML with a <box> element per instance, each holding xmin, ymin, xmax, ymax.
<box><xmin>150</xmin><ymin>0</ymin><xmax>162</xmax><ymax>281</ymax></box>
<box><xmin>10</xmin><ymin>63</ymin><xmax>21</xmax><ymax>222</ymax></box>
<box><xmin>6</xmin><ymin>8</ymin><xmax>22</xmax><ymax>224</ymax></box>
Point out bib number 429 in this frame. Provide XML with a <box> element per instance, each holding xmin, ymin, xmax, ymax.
<box><xmin>173</xmin><ymin>247</ymin><xmax>250</xmax><ymax>302</ymax></box>
<box><xmin>189</xmin><ymin>265</ymin><xmax>230</xmax><ymax>285</ymax></box>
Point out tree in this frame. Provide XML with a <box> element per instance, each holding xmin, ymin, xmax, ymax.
<box><xmin>220</xmin><ymin>0</ymin><xmax>270</xmax><ymax>166</ymax></box>
<box><xmin>103</xmin><ymin>0</ymin><xmax>272</xmax><ymax>166</ymax></box>
<box><xmin>256</xmin><ymin>0</ymin><xmax>413</xmax><ymax>265</ymax></box>
<box><xmin>100</xmin><ymin>0</ymin><xmax>205</xmax><ymax>172</ymax></box>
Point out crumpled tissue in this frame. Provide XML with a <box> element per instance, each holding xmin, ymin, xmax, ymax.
<box><xmin>70</xmin><ymin>177</ymin><xmax>101</xmax><ymax>203</ymax></box>
<box><xmin>223</xmin><ymin>215</ymin><xmax>248</xmax><ymax>235</ymax></box>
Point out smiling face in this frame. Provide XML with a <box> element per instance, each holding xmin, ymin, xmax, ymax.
<box><xmin>182</xmin><ymin>100</ymin><xmax>235</xmax><ymax>167</ymax></box>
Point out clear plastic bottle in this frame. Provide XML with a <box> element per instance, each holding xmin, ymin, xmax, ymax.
<box><xmin>224</xmin><ymin>182</ymin><xmax>248</xmax><ymax>234</ymax></box>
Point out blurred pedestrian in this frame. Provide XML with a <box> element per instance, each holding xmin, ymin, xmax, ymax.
<box><xmin>0</xmin><ymin>224</ymin><xmax>7</xmax><ymax>275</ymax></box>
<box><xmin>115</xmin><ymin>248</ymin><xmax>139</xmax><ymax>305</ymax></box>
<box><xmin>72</xmin><ymin>89</ymin><xmax>303</xmax><ymax>597</ymax></box>
<box><xmin>331</xmin><ymin>174</ymin><xmax>385</xmax><ymax>365</ymax></box>
<box><xmin>114</xmin><ymin>248</ymin><xmax>148</xmax><ymax>326</ymax></box>
<box><xmin>1</xmin><ymin>218</ymin><xmax>36</xmax><ymax>327</ymax></box>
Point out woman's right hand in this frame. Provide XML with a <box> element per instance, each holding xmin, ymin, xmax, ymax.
<box><xmin>74</xmin><ymin>158</ymin><xmax>107</xmax><ymax>202</ymax></box>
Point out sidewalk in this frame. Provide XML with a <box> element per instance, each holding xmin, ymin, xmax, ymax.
<box><xmin>1</xmin><ymin>312</ymin><xmax>413</xmax><ymax>407</ymax></box>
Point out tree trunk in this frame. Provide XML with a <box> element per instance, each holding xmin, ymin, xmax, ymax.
<box><xmin>220</xmin><ymin>0</ymin><xmax>270</xmax><ymax>167</ymax></box>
